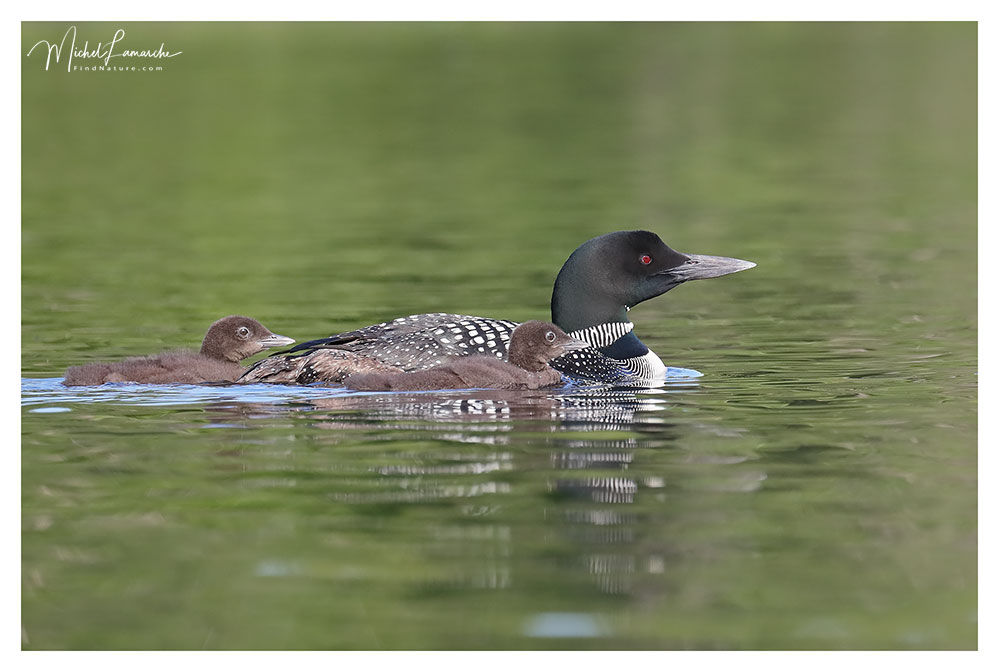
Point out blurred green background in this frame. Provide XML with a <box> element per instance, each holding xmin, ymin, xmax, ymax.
<box><xmin>23</xmin><ymin>22</ymin><xmax>975</xmax><ymax>373</ymax></box>
<box><xmin>22</xmin><ymin>22</ymin><xmax>976</xmax><ymax>649</ymax></box>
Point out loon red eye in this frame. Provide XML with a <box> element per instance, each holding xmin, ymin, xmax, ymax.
<box><xmin>640</xmin><ymin>254</ymin><xmax>652</xmax><ymax>265</ymax></box>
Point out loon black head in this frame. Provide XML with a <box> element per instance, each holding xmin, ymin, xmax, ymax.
<box><xmin>550</xmin><ymin>230</ymin><xmax>755</xmax><ymax>332</ymax></box>
<box><xmin>200</xmin><ymin>316</ymin><xmax>295</xmax><ymax>363</ymax></box>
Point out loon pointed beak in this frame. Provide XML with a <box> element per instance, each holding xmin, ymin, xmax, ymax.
<box><xmin>663</xmin><ymin>254</ymin><xmax>756</xmax><ymax>282</ymax></box>
<box><xmin>259</xmin><ymin>333</ymin><xmax>295</xmax><ymax>349</ymax></box>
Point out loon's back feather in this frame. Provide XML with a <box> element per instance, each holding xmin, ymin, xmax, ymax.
<box><xmin>287</xmin><ymin>312</ymin><xmax>467</xmax><ymax>353</ymax></box>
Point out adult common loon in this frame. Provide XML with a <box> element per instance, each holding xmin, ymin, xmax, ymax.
<box><xmin>238</xmin><ymin>231</ymin><xmax>755</xmax><ymax>385</ymax></box>
<box><xmin>345</xmin><ymin>321</ymin><xmax>588</xmax><ymax>391</ymax></box>
<box><xmin>63</xmin><ymin>316</ymin><xmax>294</xmax><ymax>386</ymax></box>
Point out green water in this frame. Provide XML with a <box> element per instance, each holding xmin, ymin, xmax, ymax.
<box><xmin>21</xmin><ymin>22</ymin><xmax>977</xmax><ymax>649</ymax></box>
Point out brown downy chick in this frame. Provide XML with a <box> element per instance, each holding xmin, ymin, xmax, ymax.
<box><xmin>63</xmin><ymin>316</ymin><xmax>294</xmax><ymax>386</ymax></box>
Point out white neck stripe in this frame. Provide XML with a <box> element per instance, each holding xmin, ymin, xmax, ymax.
<box><xmin>568</xmin><ymin>321</ymin><xmax>635</xmax><ymax>349</ymax></box>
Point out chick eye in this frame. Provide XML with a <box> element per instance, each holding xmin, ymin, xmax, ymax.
<box><xmin>237</xmin><ymin>326</ymin><xmax>250</xmax><ymax>339</ymax></box>
<box><xmin>640</xmin><ymin>254</ymin><xmax>652</xmax><ymax>265</ymax></box>
<box><xmin>545</xmin><ymin>330</ymin><xmax>556</xmax><ymax>343</ymax></box>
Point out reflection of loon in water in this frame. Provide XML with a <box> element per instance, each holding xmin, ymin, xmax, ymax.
<box><xmin>24</xmin><ymin>374</ymin><xmax>713</xmax><ymax>600</ymax></box>
<box><xmin>249</xmin><ymin>385</ymin><xmax>691</xmax><ymax>597</ymax></box>
<box><xmin>276</xmin><ymin>386</ymin><xmax>690</xmax><ymax>444</ymax></box>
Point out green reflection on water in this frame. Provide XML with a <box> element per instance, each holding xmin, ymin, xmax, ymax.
<box><xmin>22</xmin><ymin>22</ymin><xmax>976</xmax><ymax>649</ymax></box>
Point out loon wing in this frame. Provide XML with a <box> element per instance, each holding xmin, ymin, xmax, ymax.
<box><xmin>285</xmin><ymin>313</ymin><xmax>473</xmax><ymax>353</ymax></box>
<box><xmin>283</xmin><ymin>313</ymin><xmax>519</xmax><ymax>371</ymax></box>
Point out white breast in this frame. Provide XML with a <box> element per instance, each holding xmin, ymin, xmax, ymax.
<box><xmin>622</xmin><ymin>350</ymin><xmax>668</xmax><ymax>381</ymax></box>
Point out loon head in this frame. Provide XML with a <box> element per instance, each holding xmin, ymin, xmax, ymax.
<box><xmin>200</xmin><ymin>316</ymin><xmax>295</xmax><ymax>363</ymax></box>
<box><xmin>550</xmin><ymin>230</ymin><xmax>756</xmax><ymax>332</ymax></box>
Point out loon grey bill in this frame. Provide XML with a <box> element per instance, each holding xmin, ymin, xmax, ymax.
<box><xmin>663</xmin><ymin>254</ymin><xmax>757</xmax><ymax>281</ymax></box>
